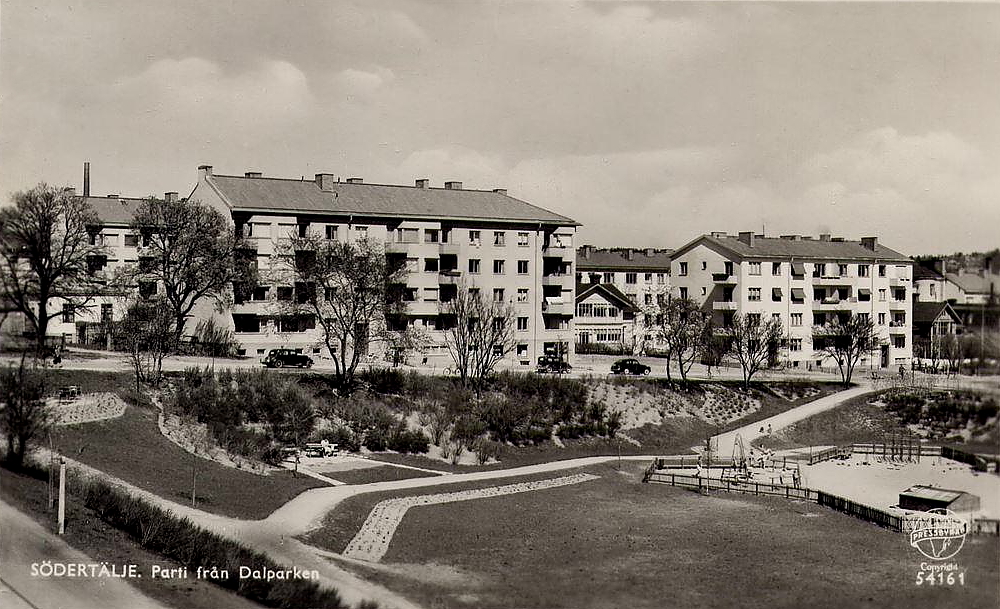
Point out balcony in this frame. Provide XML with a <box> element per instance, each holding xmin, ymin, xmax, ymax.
<box><xmin>712</xmin><ymin>272</ymin><xmax>736</xmax><ymax>284</ymax></box>
<box><xmin>888</xmin><ymin>321</ymin><xmax>907</xmax><ymax>330</ymax></box>
<box><xmin>541</xmin><ymin>274</ymin><xmax>574</xmax><ymax>288</ymax></box>
<box><xmin>812</xmin><ymin>275</ymin><xmax>849</xmax><ymax>285</ymax></box>
<box><xmin>438</xmin><ymin>242</ymin><xmax>461</xmax><ymax>255</ymax></box>
<box><xmin>542</xmin><ymin>300</ymin><xmax>573</xmax><ymax>316</ymax></box>
<box><xmin>384</xmin><ymin>241</ymin><xmax>412</xmax><ymax>255</ymax></box>
<box><xmin>890</xmin><ymin>277</ymin><xmax>910</xmax><ymax>287</ymax></box>
<box><xmin>712</xmin><ymin>301</ymin><xmax>738</xmax><ymax>310</ymax></box>
<box><xmin>403</xmin><ymin>300</ymin><xmax>441</xmax><ymax>316</ymax></box>
<box><xmin>812</xmin><ymin>299</ymin><xmax>852</xmax><ymax>311</ymax></box>
<box><xmin>438</xmin><ymin>270</ymin><xmax>462</xmax><ymax>285</ymax></box>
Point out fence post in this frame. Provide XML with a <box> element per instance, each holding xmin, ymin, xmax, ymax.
<box><xmin>57</xmin><ymin>458</ymin><xmax>66</xmax><ymax>535</ymax></box>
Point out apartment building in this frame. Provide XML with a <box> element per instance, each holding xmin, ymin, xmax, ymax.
<box><xmin>188</xmin><ymin>166</ymin><xmax>578</xmax><ymax>366</ymax></box>
<box><xmin>670</xmin><ymin>232</ymin><xmax>914</xmax><ymax>369</ymax></box>
<box><xmin>575</xmin><ymin>246</ymin><xmax>671</xmax><ymax>351</ymax></box>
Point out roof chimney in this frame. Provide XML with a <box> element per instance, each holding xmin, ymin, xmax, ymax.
<box><xmin>346</xmin><ymin>177</ymin><xmax>363</xmax><ymax>184</ymax></box>
<box><xmin>493</xmin><ymin>188</ymin><xmax>507</xmax><ymax>195</ymax></box>
<box><xmin>645</xmin><ymin>248</ymin><xmax>655</xmax><ymax>256</ymax></box>
<box><xmin>738</xmin><ymin>231</ymin><xmax>755</xmax><ymax>247</ymax></box>
<box><xmin>245</xmin><ymin>171</ymin><xmax>262</xmax><ymax>178</ymax></box>
<box><xmin>625</xmin><ymin>249</ymin><xmax>634</xmax><ymax>261</ymax></box>
<box><xmin>164</xmin><ymin>192</ymin><xmax>178</xmax><ymax>202</ymax></box>
<box><xmin>780</xmin><ymin>234</ymin><xmax>800</xmax><ymax>241</ymax></box>
<box><xmin>315</xmin><ymin>173</ymin><xmax>337</xmax><ymax>191</ymax></box>
<box><xmin>861</xmin><ymin>236</ymin><xmax>878</xmax><ymax>251</ymax></box>
<box><xmin>444</xmin><ymin>181</ymin><xmax>462</xmax><ymax>190</ymax></box>
<box><xmin>933</xmin><ymin>259</ymin><xmax>945</xmax><ymax>275</ymax></box>
<box><xmin>819</xmin><ymin>233</ymin><xmax>831</xmax><ymax>242</ymax></box>
<box><xmin>415</xmin><ymin>179</ymin><xmax>429</xmax><ymax>189</ymax></box>
<box><xmin>83</xmin><ymin>162</ymin><xmax>90</xmax><ymax>197</ymax></box>
<box><xmin>710</xmin><ymin>231</ymin><xmax>727</xmax><ymax>238</ymax></box>
<box><xmin>198</xmin><ymin>165</ymin><xmax>213</xmax><ymax>180</ymax></box>
<box><xmin>580</xmin><ymin>245</ymin><xmax>593</xmax><ymax>259</ymax></box>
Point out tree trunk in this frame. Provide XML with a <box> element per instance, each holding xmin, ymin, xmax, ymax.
<box><xmin>35</xmin><ymin>299</ymin><xmax>50</xmax><ymax>356</ymax></box>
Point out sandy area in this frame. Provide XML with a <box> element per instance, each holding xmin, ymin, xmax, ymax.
<box><xmin>804</xmin><ymin>455</ymin><xmax>1000</xmax><ymax>519</ymax></box>
<box><xmin>309</xmin><ymin>456</ymin><xmax>384</xmax><ymax>474</ymax></box>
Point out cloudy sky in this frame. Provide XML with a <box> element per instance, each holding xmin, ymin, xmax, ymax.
<box><xmin>1</xmin><ymin>1</ymin><xmax>998</xmax><ymax>255</ymax></box>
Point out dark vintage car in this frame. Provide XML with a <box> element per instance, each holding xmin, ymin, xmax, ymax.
<box><xmin>536</xmin><ymin>356</ymin><xmax>572</xmax><ymax>374</ymax></box>
<box><xmin>261</xmin><ymin>349</ymin><xmax>314</xmax><ymax>368</ymax></box>
<box><xmin>611</xmin><ymin>358</ymin><xmax>651</xmax><ymax>375</ymax></box>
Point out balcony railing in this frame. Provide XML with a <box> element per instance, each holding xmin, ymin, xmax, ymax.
<box><xmin>541</xmin><ymin>274</ymin><xmax>573</xmax><ymax>287</ymax></box>
<box><xmin>438</xmin><ymin>270</ymin><xmax>462</xmax><ymax>285</ymax></box>
<box><xmin>438</xmin><ymin>242</ymin><xmax>461</xmax><ymax>255</ymax></box>
<box><xmin>712</xmin><ymin>301</ymin><xmax>738</xmax><ymax>310</ymax></box>
<box><xmin>542</xmin><ymin>301</ymin><xmax>573</xmax><ymax>316</ymax></box>
<box><xmin>384</xmin><ymin>242</ymin><xmax>410</xmax><ymax>254</ymax></box>
<box><xmin>712</xmin><ymin>272</ymin><xmax>736</xmax><ymax>283</ymax></box>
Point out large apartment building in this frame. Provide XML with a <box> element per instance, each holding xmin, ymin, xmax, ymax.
<box><xmin>574</xmin><ymin>246</ymin><xmax>672</xmax><ymax>351</ymax></box>
<box><xmin>670</xmin><ymin>232</ymin><xmax>914</xmax><ymax>369</ymax></box>
<box><xmin>188</xmin><ymin>166</ymin><xmax>579</xmax><ymax>366</ymax></box>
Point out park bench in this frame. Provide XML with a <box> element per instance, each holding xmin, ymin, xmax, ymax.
<box><xmin>58</xmin><ymin>386</ymin><xmax>81</xmax><ymax>403</ymax></box>
<box><xmin>304</xmin><ymin>441</ymin><xmax>339</xmax><ymax>457</ymax></box>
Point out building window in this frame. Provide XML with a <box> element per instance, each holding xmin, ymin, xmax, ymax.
<box><xmin>747</xmin><ymin>313</ymin><xmax>761</xmax><ymax>326</ymax></box>
<box><xmin>894</xmin><ymin>335</ymin><xmax>906</xmax><ymax>348</ymax></box>
<box><xmin>748</xmin><ymin>262</ymin><xmax>762</xmax><ymax>275</ymax></box>
<box><xmin>679</xmin><ymin>262</ymin><xmax>688</xmax><ymax>276</ymax></box>
<box><xmin>838</xmin><ymin>264</ymin><xmax>849</xmax><ymax>276</ymax></box>
<box><xmin>424</xmin><ymin>258</ymin><xmax>439</xmax><ymax>272</ymax></box>
<box><xmin>493</xmin><ymin>288</ymin><xmax>505</xmax><ymax>302</ymax></box>
<box><xmin>657</xmin><ymin>273</ymin><xmax>665</xmax><ymax>284</ymax></box>
<box><xmin>277</xmin><ymin>286</ymin><xmax>293</xmax><ymax>301</ymax></box>
<box><xmin>233</xmin><ymin>314</ymin><xmax>260</xmax><ymax>333</ymax></box>
<box><xmin>517</xmin><ymin>288</ymin><xmax>529</xmax><ymax>303</ymax></box>
<box><xmin>772</xmin><ymin>262</ymin><xmax>781</xmax><ymax>276</ymax></box>
<box><xmin>790</xmin><ymin>338</ymin><xmax>802</xmax><ymax>352</ymax></box>
<box><xmin>493</xmin><ymin>231</ymin><xmax>506</xmax><ymax>246</ymax></box>
<box><xmin>517</xmin><ymin>317</ymin><xmax>528</xmax><ymax>331</ymax></box>
<box><xmin>625</xmin><ymin>272</ymin><xmax>637</xmax><ymax>284</ymax></box>
<box><xmin>424</xmin><ymin>288</ymin><xmax>438</xmax><ymax>301</ymax></box>
<box><xmin>878</xmin><ymin>313</ymin><xmax>886</xmax><ymax>325</ymax></box>
<box><xmin>354</xmin><ymin>226</ymin><xmax>368</xmax><ymax>239</ymax></box>
<box><xmin>879</xmin><ymin>289</ymin><xmax>887</xmax><ymax>302</ymax></box>
<box><xmin>701</xmin><ymin>261</ymin><xmax>707</xmax><ymax>270</ymax></box>
<box><xmin>627</xmin><ymin>293</ymin><xmax>637</xmax><ymax>303</ymax></box>
<box><xmin>701</xmin><ymin>286</ymin><xmax>707</xmax><ymax>296</ymax></box>
<box><xmin>577</xmin><ymin>303</ymin><xmax>593</xmax><ymax>316</ymax></box>
<box><xmin>790</xmin><ymin>313</ymin><xmax>803</xmax><ymax>327</ymax></box>
<box><xmin>679</xmin><ymin>287</ymin><xmax>688</xmax><ymax>299</ymax></box>
<box><xmin>858</xmin><ymin>264</ymin><xmax>870</xmax><ymax>278</ymax></box>
<box><xmin>644</xmin><ymin>294</ymin><xmax>653</xmax><ymax>305</ymax></box>
<box><xmin>878</xmin><ymin>265</ymin><xmax>887</xmax><ymax>277</ymax></box>
<box><xmin>469</xmin><ymin>230</ymin><xmax>481</xmax><ymax>246</ymax></box>
<box><xmin>813</xmin><ymin>263</ymin><xmax>824</xmax><ymax>278</ymax></box>
<box><xmin>424</xmin><ymin>229</ymin><xmax>439</xmax><ymax>243</ymax></box>
<box><xmin>469</xmin><ymin>259</ymin><xmax>481</xmax><ymax>274</ymax></box>
<box><xmin>517</xmin><ymin>232</ymin><xmax>529</xmax><ymax>246</ymax></box>
<box><xmin>724</xmin><ymin>261</ymin><xmax>734</xmax><ymax>276</ymax></box>
<box><xmin>857</xmin><ymin>312</ymin><xmax>870</xmax><ymax>324</ymax></box>
<box><xmin>772</xmin><ymin>313</ymin><xmax>781</xmax><ymax>324</ymax></box>
<box><xmin>326</xmin><ymin>225</ymin><xmax>338</xmax><ymax>240</ymax></box>
<box><xmin>493</xmin><ymin>259</ymin><xmax>505</xmax><ymax>274</ymax></box>
<box><xmin>858</xmin><ymin>290</ymin><xmax>871</xmax><ymax>302</ymax></box>
<box><xmin>517</xmin><ymin>260</ymin><xmax>529</xmax><ymax>274</ymax></box>
<box><xmin>644</xmin><ymin>273</ymin><xmax>653</xmax><ymax>282</ymax></box>
<box><xmin>251</xmin><ymin>286</ymin><xmax>270</xmax><ymax>301</ymax></box>
<box><xmin>124</xmin><ymin>234</ymin><xmax>139</xmax><ymax>247</ymax></box>
<box><xmin>61</xmin><ymin>305</ymin><xmax>74</xmax><ymax>323</ymax></box>
<box><xmin>748</xmin><ymin>287</ymin><xmax>762</xmax><ymax>301</ymax></box>
<box><xmin>603</xmin><ymin>272</ymin><xmax>614</xmax><ymax>283</ymax></box>
<box><xmin>929</xmin><ymin>283</ymin><xmax>937</xmax><ymax>297</ymax></box>
<box><xmin>517</xmin><ymin>343</ymin><xmax>528</xmax><ymax>357</ymax></box>
<box><xmin>469</xmin><ymin>287</ymin><xmax>480</xmax><ymax>299</ymax></box>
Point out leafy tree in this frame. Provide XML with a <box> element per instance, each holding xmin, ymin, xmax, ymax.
<box><xmin>128</xmin><ymin>197</ymin><xmax>250</xmax><ymax>346</ymax></box>
<box><xmin>645</xmin><ymin>297</ymin><xmax>712</xmax><ymax>383</ymax></box>
<box><xmin>724</xmin><ymin>312</ymin><xmax>783</xmax><ymax>389</ymax></box>
<box><xmin>812</xmin><ymin>314</ymin><xmax>883</xmax><ymax>387</ymax></box>
<box><xmin>441</xmin><ymin>285</ymin><xmax>517</xmax><ymax>392</ymax></box>
<box><xmin>283</xmin><ymin>235</ymin><xmax>405</xmax><ymax>394</ymax></box>
<box><xmin>0</xmin><ymin>359</ymin><xmax>53</xmax><ymax>468</ymax></box>
<box><xmin>0</xmin><ymin>184</ymin><xmax>106</xmax><ymax>354</ymax></box>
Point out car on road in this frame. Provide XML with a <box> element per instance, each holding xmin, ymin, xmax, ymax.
<box><xmin>261</xmin><ymin>349</ymin><xmax>314</xmax><ymax>368</ymax></box>
<box><xmin>536</xmin><ymin>356</ymin><xmax>572</xmax><ymax>374</ymax></box>
<box><xmin>611</xmin><ymin>358</ymin><xmax>650</xmax><ymax>375</ymax></box>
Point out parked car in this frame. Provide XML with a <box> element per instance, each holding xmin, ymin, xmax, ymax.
<box><xmin>611</xmin><ymin>358</ymin><xmax>650</xmax><ymax>375</ymax></box>
<box><xmin>261</xmin><ymin>349</ymin><xmax>313</xmax><ymax>368</ymax></box>
<box><xmin>536</xmin><ymin>356</ymin><xmax>572</xmax><ymax>374</ymax></box>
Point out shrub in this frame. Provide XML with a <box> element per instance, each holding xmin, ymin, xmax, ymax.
<box><xmin>388</xmin><ymin>429</ymin><xmax>430</xmax><ymax>454</ymax></box>
<box><xmin>363</xmin><ymin>427</ymin><xmax>388</xmax><ymax>452</ymax></box>
<box><xmin>473</xmin><ymin>437</ymin><xmax>502</xmax><ymax>464</ymax></box>
<box><xmin>358</xmin><ymin>368</ymin><xmax>407</xmax><ymax>395</ymax></box>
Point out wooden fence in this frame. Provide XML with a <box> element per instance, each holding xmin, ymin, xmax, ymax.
<box><xmin>941</xmin><ymin>446</ymin><xmax>1000</xmax><ymax>473</ymax></box>
<box><xmin>816</xmin><ymin>491</ymin><xmax>902</xmax><ymax>532</ymax></box>
<box><xmin>970</xmin><ymin>518</ymin><xmax>1000</xmax><ymax>536</ymax></box>
<box><xmin>807</xmin><ymin>446</ymin><xmax>853</xmax><ymax>465</ymax></box>
<box><xmin>644</xmin><ymin>471</ymin><xmax>817</xmax><ymax>501</ymax></box>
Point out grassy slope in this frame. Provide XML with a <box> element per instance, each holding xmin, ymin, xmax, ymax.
<box><xmin>1</xmin><ymin>467</ymin><xmax>265</xmax><ymax>609</ymax></box>
<box><xmin>331</xmin><ymin>462</ymin><xmax>999</xmax><ymax>609</ymax></box>
<box><xmin>52</xmin><ymin>404</ymin><xmax>325</xmax><ymax>519</ymax></box>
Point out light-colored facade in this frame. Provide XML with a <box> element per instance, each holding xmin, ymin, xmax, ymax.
<box><xmin>188</xmin><ymin>166</ymin><xmax>578</xmax><ymax>366</ymax></box>
<box><xmin>670</xmin><ymin>232</ymin><xmax>914</xmax><ymax>369</ymax></box>
<box><xmin>575</xmin><ymin>246</ymin><xmax>671</xmax><ymax>352</ymax></box>
<box><xmin>574</xmin><ymin>283</ymin><xmax>640</xmax><ymax>351</ymax></box>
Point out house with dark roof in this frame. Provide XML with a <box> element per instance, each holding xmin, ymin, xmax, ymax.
<box><xmin>188</xmin><ymin>166</ymin><xmax>579</xmax><ymax>365</ymax></box>
<box><xmin>574</xmin><ymin>282</ymin><xmax>641</xmax><ymax>353</ymax></box>
<box><xmin>912</xmin><ymin>300</ymin><xmax>963</xmax><ymax>363</ymax></box>
<box><xmin>670</xmin><ymin>231</ymin><xmax>914</xmax><ymax>369</ymax></box>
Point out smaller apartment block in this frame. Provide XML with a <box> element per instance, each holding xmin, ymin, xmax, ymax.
<box><xmin>188</xmin><ymin>167</ymin><xmax>579</xmax><ymax>366</ymax></box>
<box><xmin>575</xmin><ymin>246</ymin><xmax>672</xmax><ymax>351</ymax></box>
<box><xmin>670</xmin><ymin>232</ymin><xmax>913</xmax><ymax>369</ymax></box>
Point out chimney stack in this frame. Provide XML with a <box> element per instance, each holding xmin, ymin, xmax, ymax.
<box><xmin>198</xmin><ymin>164</ymin><xmax>213</xmax><ymax>178</ymax></box>
<box><xmin>444</xmin><ymin>181</ymin><xmax>462</xmax><ymax>190</ymax></box>
<box><xmin>83</xmin><ymin>162</ymin><xmax>90</xmax><ymax>197</ymax></box>
<box><xmin>861</xmin><ymin>236</ymin><xmax>878</xmax><ymax>251</ymax></box>
<box><xmin>315</xmin><ymin>173</ymin><xmax>337</xmax><ymax>191</ymax></box>
<box><xmin>710</xmin><ymin>231</ymin><xmax>727</xmax><ymax>238</ymax></box>
<box><xmin>645</xmin><ymin>248</ymin><xmax>655</xmax><ymax>256</ymax></box>
<box><xmin>933</xmin><ymin>259</ymin><xmax>945</xmax><ymax>275</ymax></box>
<box><xmin>346</xmin><ymin>177</ymin><xmax>363</xmax><ymax>184</ymax></box>
<box><xmin>580</xmin><ymin>245</ymin><xmax>593</xmax><ymax>259</ymax></box>
<box><xmin>738</xmin><ymin>231</ymin><xmax>755</xmax><ymax>247</ymax></box>
<box><xmin>245</xmin><ymin>171</ymin><xmax>262</xmax><ymax>178</ymax></box>
<box><xmin>415</xmin><ymin>179</ymin><xmax>429</xmax><ymax>189</ymax></box>
<box><xmin>819</xmin><ymin>233</ymin><xmax>831</xmax><ymax>242</ymax></box>
<box><xmin>165</xmin><ymin>192</ymin><xmax>178</xmax><ymax>202</ymax></box>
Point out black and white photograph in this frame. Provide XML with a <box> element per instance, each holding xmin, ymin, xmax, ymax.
<box><xmin>0</xmin><ymin>1</ymin><xmax>998</xmax><ymax>608</ymax></box>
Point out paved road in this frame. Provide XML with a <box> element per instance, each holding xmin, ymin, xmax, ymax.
<box><xmin>0</xmin><ymin>500</ymin><xmax>168</xmax><ymax>609</ymax></box>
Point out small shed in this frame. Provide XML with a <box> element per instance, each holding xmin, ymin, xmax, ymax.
<box><xmin>899</xmin><ymin>485</ymin><xmax>981</xmax><ymax>513</ymax></box>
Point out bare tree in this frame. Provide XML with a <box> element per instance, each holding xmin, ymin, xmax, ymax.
<box><xmin>117</xmin><ymin>297</ymin><xmax>175</xmax><ymax>391</ymax></box>
<box><xmin>383</xmin><ymin>326</ymin><xmax>432</xmax><ymax>367</ymax></box>
<box><xmin>283</xmin><ymin>235</ymin><xmax>405</xmax><ymax>393</ymax></box>
<box><xmin>812</xmin><ymin>314</ymin><xmax>882</xmax><ymax>387</ymax></box>
<box><xmin>0</xmin><ymin>184</ymin><xmax>106</xmax><ymax>354</ymax></box>
<box><xmin>0</xmin><ymin>358</ymin><xmax>53</xmax><ymax>468</ymax></box>
<box><xmin>645</xmin><ymin>297</ymin><xmax>713</xmax><ymax>383</ymax></box>
<box><xmin>129</xmin><ymin>197</ymin><xmax>250</xmax><ymax>346</ymax></box>
<box><xmin>442</xmin><ymin>285</ymin><xmax>517</xmax><ymax>391</ymax></box>
<box><xmin>724</xmin><ymin>312</ymin><xmax>783</xmax><ymax>389</ymax></box>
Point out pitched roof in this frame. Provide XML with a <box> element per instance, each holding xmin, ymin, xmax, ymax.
<box><xmin>576</xmin><ymin>247</ymin><xmax>673</xmax><ymax>271</ymax></box>
<box><xmin>207</xmin><ymin>174</ymin><xmax>578</xmax><ymax>226</ymax></box>
<box><xmin>946</xmin><ymin>271</ymin><xmax>999</xmax><ymax>295</ymax></box>
<box><xmin>673</xmin><ymin>234</ymin><xmax>910</xmax><ymax>262</ymax></box>
<box><xmin>80</xmin><ymin>196</ymin><xmax>148</xmax><ymax>226</ymax></box>
<box><xmin>900</xmin><ymin>485</ymin><xmax>968</xmax><ymax>503</ymax></box>
<box><xmin>913</xmin><ymin>264</ymin><xmax>945</xmax><ymax>281</ymax></box>
<box><xmin>575</xmin><ymin>282</ymin><xmax>639</xmax><ymax>312</ymax></box>
<box><xmin>912</xmin><ymin>301</ymin><xmax>962</xmax><ymax>325</ymax></box>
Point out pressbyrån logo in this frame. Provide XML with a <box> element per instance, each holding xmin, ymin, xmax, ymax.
<box><xmin>908</xmin><ymin>508</ymin><xmax>968</xmax><ymax>561</ymax></box>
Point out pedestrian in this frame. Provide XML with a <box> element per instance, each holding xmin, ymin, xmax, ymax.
<box><xmin>767</xmin><ymin>424</ymin><xmax>772</xmax><ymax>435</ymax></box>
<box><xmin>899</xmin><ymin>365</ymin><xmax>905</xmax><ymax>380</ymax></box>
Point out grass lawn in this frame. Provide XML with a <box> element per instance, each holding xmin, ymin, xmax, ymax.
<box><xmin>1</xmin><ymin>466</ymin><xmax>265</xmax><ymax>609</ymax></box>
<box><xmin>52</xmin><ymin>404</ymin><xmax>326</xmax><ymax>519</ymax></box>
<box><xmin>325</xmin><ymin>465</ymin><xmax>443</xmax><ymax>485</ymax></box>
<box><xmin>322</xmin><ymin>462</ymin><xmax>999</xmax><ymax>609</ymax></box>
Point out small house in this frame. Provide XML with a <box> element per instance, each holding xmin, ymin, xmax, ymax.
<box><xmin>899</xmin><ymin>485</ymin><xmax>980</xmax><ymax>513</ymax></box>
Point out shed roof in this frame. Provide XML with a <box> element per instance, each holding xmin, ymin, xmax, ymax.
<box><xmin>900</xmin><ymin>485</ymin><xmax>966</xmax><ymax>503</ymax></box>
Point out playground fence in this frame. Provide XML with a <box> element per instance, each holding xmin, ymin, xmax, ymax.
<box><xmin>644</xmin><ymin>471</ymin><xmax>817</xmax><ymax>501</ymax></box>
<box><xmin>941</xmin><ymin>446</ymin><xmax>1000</xmax><ymax>474</ymax></box>
<box><xmin>816</xmin><ymin>491</ymin><xmax>902</xmax><ymax>532</ymax></box>
<box><xmin>970</xmin><ymin>518</ymin><xmax>1000</xmax><ymax>536</ymax></box>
